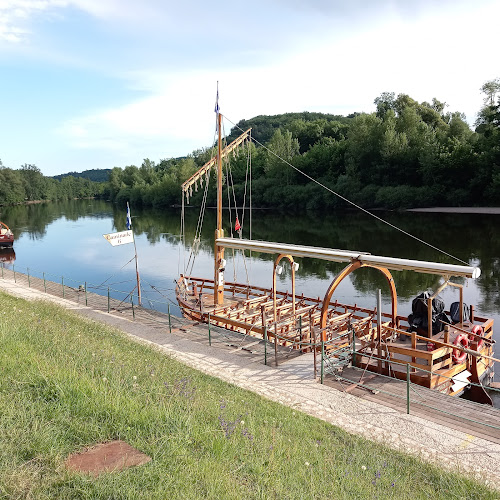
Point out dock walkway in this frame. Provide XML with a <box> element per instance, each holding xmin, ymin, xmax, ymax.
<box><xmin>1</xmin><ymin>272</ymin><xmax>500</xmax><ymax>490</ymax></box>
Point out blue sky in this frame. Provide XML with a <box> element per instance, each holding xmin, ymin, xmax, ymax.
<box><xmin>0</xmin><ymin>0</ymin><xmax>498</xmax><ymax>176</ymax></box>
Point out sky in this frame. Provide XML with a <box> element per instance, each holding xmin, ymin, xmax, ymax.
<box><xmin>0</xmin><ymin>0</ymin><xmax>498</xmax><ymax>177</ymax></box>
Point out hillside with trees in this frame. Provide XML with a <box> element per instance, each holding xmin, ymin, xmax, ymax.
<box><xmin>2</xmin><ymin>81</ymin><xmax>498</xmax><ymax>211</ymax></box>
<box><xmin>52</xmin><ymin>169</ymin><xmax>111</xmax><ymax>183</ymax></box>
<box><xmin>0</xmin><ymin>163</ymin><xmax>104</xmax><ymax>205</ymax></box>
<box><xmin>105</xmin><ymin>80</ymin><xmax>500</xmax><ymax>211</ymax></box>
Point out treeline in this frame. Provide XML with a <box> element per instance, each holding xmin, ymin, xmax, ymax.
<box><xmin>106</xmin><ymin>82</ymin><xmax>500</xmax><ymax>210</ymax></box>
<box><xmin>0</xmin><ymin>163</ymin><xmax>104</xmax><ymax>205</ymax></box>
<box><xmin>52</xmin><ymin>168</ymin><xmax>111</xmax><ymax>183</ymax></box>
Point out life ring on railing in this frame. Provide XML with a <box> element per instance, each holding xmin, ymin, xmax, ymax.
<box><xmin>468</xmin><ymin>325</ymin><xmax>484</xmax><ymax>350</ymax></box>
<box><xmin>452</xmin><ymin>334</ymin><xmax>469</xmax><ymax>363</ymax></box>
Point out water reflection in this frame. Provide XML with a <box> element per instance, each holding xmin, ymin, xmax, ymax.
<box><xmin>0</xmin><ymin>247</ymin><xmax>15</xmax><ymax>264</ymax></box>
<box><xmin>1</xmin><ymin>200</ymin><xmax>499</xmax><ymax>322</ymax></box>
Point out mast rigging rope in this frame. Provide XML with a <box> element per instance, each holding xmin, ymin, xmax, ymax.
<box><xmin>224</xmin><ymin>116</ymin><xmax>470</xmax><ymax>267</ymax></box>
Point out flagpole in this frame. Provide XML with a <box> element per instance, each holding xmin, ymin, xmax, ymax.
<box><xmin>127</xmin><ymin>201</ymin><xmax>142</xmax><ymax>306</ymax></box>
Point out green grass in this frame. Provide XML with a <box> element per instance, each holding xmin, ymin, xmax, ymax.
<box><xmin>0</xmin><ymin>291</ymin><xmax>496</xmax><ymax>499</ymax></box>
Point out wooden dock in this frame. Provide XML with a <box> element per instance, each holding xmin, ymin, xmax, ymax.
<box><xmin>324</xmin><ymin>367</ymin><xmax>500</xmax><ymax>444</ymax></box>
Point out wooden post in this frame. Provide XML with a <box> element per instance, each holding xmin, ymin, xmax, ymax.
<box><xmin>214</xmin><ymin>110</ymin><xmax>225</xmax><ymax>306</ymax></box>
<box><xmin>411</xmin><ymin>330</ymin><xmax>417</xmax><ymax>370</ymax></box>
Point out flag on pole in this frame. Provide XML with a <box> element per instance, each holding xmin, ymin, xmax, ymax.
<box><xmin>214</xmin><ymin>83</ymin><xmax>220</xmax><ymax>115</ymax></box>
<box><xmin>235</xmin><ymin>217</ymin><xmax>241</xmax><ymax>232</ymax></box>
<box><xmin>126</xmin><ymin>203</ymin><xmax>132</xmax><ymax>230</ymax></box>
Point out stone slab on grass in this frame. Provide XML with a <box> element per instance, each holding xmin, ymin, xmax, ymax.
<box><xmin>65</xmin><ymin>440</ymin><xmax>151</xmax><ymax>476</ymax></box>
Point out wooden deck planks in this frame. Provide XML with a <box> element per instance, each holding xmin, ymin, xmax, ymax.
<box><xmin>325</xmin><ymin>367</ymin><xmax>500</xmax><ymax>443</ymax></box>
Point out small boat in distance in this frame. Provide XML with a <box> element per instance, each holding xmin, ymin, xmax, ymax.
<box><xmin>176</xmin><ymin>95</ymin><xmax>495</xmax><ymax>404</ymax></box>
<box><xmin>0</xmin><ymin>222</ymin><xmax>14</xmax><ymax>248</ymax></box>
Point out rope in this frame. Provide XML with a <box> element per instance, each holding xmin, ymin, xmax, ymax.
<box><xmin>224</xmin><ymin>116</ymin><xmax>470</xmax><ymax>267</ymax></box>
<box><xmin>95</xmin><ymin>256</ymin><xmax>136</xmax><ymax>289</ymax></box>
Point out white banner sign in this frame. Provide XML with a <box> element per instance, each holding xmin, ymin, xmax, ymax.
<box><xmin>103</xmin><ymin>230</ymin><xmax>134</xmax><ymax>246</ymax></box>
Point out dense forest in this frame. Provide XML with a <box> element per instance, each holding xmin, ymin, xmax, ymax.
<box><xmin>0</xmin><ymin>163</ymin><xmax>104</xmax><ymax>205</ymax></box>
<box><xmin>52</xmin><ymin>169</ymin><xmax>111</xmax><ymax>183</ymax></box>
<box><xmin>105</xmin><ymin>81</ymin><xmax>500</xmax><ymax>210</ymax></box>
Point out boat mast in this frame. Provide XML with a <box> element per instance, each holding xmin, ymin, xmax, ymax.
<box><xmin>214</xmin><ymin>108</ymin><xmax>225</xmax><ymax>305</ymax></box>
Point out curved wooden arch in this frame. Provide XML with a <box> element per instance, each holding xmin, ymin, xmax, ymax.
<box><xmin>273</xmin><ymin>254</ymin><xmax>296</xmax><ymax>322</ymax></box>
<box><xmin>320</xmin><ymin>261</ymin><xmax>397</xmax><ymax>340</ymax></box>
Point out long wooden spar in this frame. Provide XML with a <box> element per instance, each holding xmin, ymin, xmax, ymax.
<box><xmin>215</xmin><ymin>238</ymin><xmax>481</xmax><ymax>278</ymax></box>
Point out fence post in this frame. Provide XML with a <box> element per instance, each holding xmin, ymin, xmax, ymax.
<box><xmin>264</xmin><ymin>326</ymin><xmax>267</xmax><ymax>366</ymax></box>
<box><xmin>298</xmin><ymin>316</ymin><xmax>302</xmax><ymax>350</ymax></box>
<box><xmin>84</xmin><ymin>281</ymin><xmax>87</xmax><ymax>306</ymax></box>
<box><xmin>274</xmin><ymin>322</ymin><xmax>278</xmax><ymax>367</ymax></box>
<box><xmin>131</xmin><ymin>295</ymin><xmax>135</xmax><ymax>319</ymax></box>
<box><xmin>208</xmin><ymin>313</ymin><xmax>211</xmax><ymax>346</ymax></box>
<box><xmin>107</xmin><ymin>287</ymin><xmax>110</xmax><ymax>313</ymax></box>
<box><xmin>321</xmin><ymin>340</ymin><xmax>325</xmax><ymax>384</ymax></box>
<box><xmin>168</xmin><ymin>304</ymin><xmax>172</xmax><ymax>333</ymax></box>
<box><xmin>351</xmin><ymin>328</ymin><xmax>356</xmax><ymax>366</ymax></box>
<box><xmin>61</xmin><ymin>276</ymin><xmax>65</xmax><ymax>298</ymax></box>
<box><xmin>406</xmin><ymin>363</ymin><xmax>411</xmax><ymax>414</ymax></box>
<box><xmin>313</xmin><ymin>327</ymin><xmax>317</xmax><ymax>380</ymax></box>
<box><xmin>43</xmin><ymin>272</ymin><xmax>47</xmax><ymax>293</ymax></box>
<box><xmin>26</xmin><ymin>268</ymin><xmax>30</xmax><ymax>287</ymax></box>
<box><xmin>13</xmin><ymin>264</ymin><xmax>16</xmax><ymax>283</ymax></box>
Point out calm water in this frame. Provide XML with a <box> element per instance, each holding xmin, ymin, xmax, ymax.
<box><xmin>0</xmin><ymin>199</ymin><xmax>498</xmax><ymax>335</ymax></box>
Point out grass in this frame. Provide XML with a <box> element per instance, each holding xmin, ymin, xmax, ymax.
<box><xmin>0</xmin><ymin>291</ymin><xmax>496</xmax><ymax>499</ymax></box>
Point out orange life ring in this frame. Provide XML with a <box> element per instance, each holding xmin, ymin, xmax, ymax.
<box><xmin>452</xmin><ymin>334</ymin><xmax>469</xmax><ymax>363</ymax></box>
<box><xmin>468</xmin><ymin>325</ymin><xmax>484</xmax><ymax>350</ymax></box>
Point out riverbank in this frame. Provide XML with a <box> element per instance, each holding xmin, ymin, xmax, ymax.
<box><xmin>408</xmin><ymin>207</ymin><xmax>500</xmax><ymax>214</ymax></box>
<box><xmin>1</xmin><ymin>278</ymin><xmax>500</xmax><ymax>495</ymax></box>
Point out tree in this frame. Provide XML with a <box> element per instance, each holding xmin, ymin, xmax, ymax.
<box><xmin>480</xmin><ymin>78</ymin><xmax>500</xmax><ymax>107</ymax></box>
<box><xmin>374</xmin><ymin>92</ymin><xmax>395</xmax><ymax>118</ymax></box>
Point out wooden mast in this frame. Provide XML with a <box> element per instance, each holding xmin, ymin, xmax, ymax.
<box><xmin>214</xmin><ymin>109</ymin><xmax>225</xmax><ymax>305</ymax></box>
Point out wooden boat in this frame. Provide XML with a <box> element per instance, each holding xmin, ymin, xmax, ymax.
<box><xmin>0</xmin><ymin>222</ymin><xmax>14</xmax><ymax>248</ymax></box>
<box><xmin>176</xmin><ymin>100</ymin><xmax>495</xmax><ymax>403</ymax></box>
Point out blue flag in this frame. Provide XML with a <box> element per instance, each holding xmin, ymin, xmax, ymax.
<box><xmin>126</xmin><ymin>203</ymin><xmax>132</xmax><ymax>230</ymax></box>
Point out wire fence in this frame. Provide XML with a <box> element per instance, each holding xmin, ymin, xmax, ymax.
<box><xmin>2</xmin><ymin>262</ymin><xmax>499</xmax><ymax>435</ymax></box>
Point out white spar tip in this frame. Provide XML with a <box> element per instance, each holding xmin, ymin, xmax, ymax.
<box><xmin>472</xmin><ymin>267</ymin><xmax>481</xmax><ymax>279</ymax></box>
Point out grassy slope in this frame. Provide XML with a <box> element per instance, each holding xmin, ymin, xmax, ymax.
<box><xmin>0</xmin><ymin>292</ymin><xmax>496</xmax><ymax>499</ymax></box>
